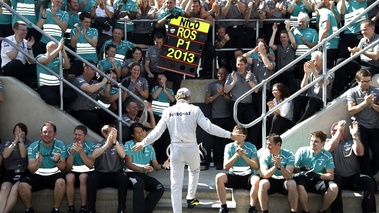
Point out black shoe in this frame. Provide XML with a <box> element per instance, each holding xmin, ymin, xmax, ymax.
<box><xmin>218</xmin><ymin>208</ymin><xmax>230</xmax><ymax>213</ymax></box>
<box><xmin>79</xmin><ymin>206</ymin><xmax>87</xmax><ymax>213</ymax></box>
<box><xmin>68</xmin><ymin>206</ymin><xmax>76</xmax><ymax>213</ymax></box>
<box><xmin>187</xmin><ymin>198</ymin><xmax>199</xmax><ymax>209</ymax></box>
<box><xmin>25</xmin><ymin>208</ymin><xmax>35</xmax><ymax>213</ymax></box>
<box><xmin>216</xmin><ymin>164</ymin><xmax>223</xmax><ymax>170</ymax></box>
<box><xmin>51</xmin><ymin>208</ymin><xmax>60</xmax><ymax>213</ymax></box>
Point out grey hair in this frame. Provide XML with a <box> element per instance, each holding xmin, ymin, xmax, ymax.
<box><xmin>297</xmin><ymin>12</ymin><xmax>310</xmax><ymax>24</ymax></box>
<box><xmin>311</xmin><ymin>50</ymin><xmax>323</xmax><ymax>60</ymax></box>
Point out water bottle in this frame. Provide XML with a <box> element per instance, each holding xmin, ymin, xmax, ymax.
<box><xmin>210</xmin><ymin>149</ymin><xmax>215</xmax><ymax>167</ymax></box>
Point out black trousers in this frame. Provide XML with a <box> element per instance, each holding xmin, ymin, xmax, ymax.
<box><xmin>212</xmin><ymin>117</ymin><xmax>233</xmax><ymax>166</ymax></box>
<box><xmin>332</xmin><ymin>173</ymin><xmax>376</xmax><ymax>213</ymax></box>
<box><xmin>358</xmin><ymin>125</ymin><xmax>379</xmax><ymax>177</ymax></box>
<box><xmin>292</xmin><ymin>95</ymin><xmax>323</xmax><ymax>125</ymax></box>
<box><xmin>2</xmin><ymin>60</ymin><xmax>36</xmax><ymax>84</ymax></box>
<box><xmin>39</xmin><ymin>85</ymin><xmax>77</xmax><ymax>107</ymax></box>
<box><xmin>127</xmin><ymin>172</ymin><xmax>165</xmax><ymax>213</ymax></box>
<box><xmin>87</xmin><ymin>172</ymin><xmax>129</xmax><ymax>212</ymax></box>
<box><xmin>69</xmin><ymin>109</ymin><xmax>114</xmax><ymax>135</ymax></box>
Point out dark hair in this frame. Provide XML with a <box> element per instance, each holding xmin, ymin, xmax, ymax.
<box><xmin>13</xmin><ymin>123</ymin><xmax>28</xmax><ymax>136</ymax></box>
<box><xmin>41</xmin><ymin>121</ymin><xmax>57</xmax><ymax>132</ymax></box>
<box><xmin>129</xmin><ymin>62</ymin><xmax>141</xmax><ymax>70</ymax></box>
<box><xmin>105</xmin><ymin>44</ymin><xmax>117</xmax><ymax>53</ymax></box>
<box><xmin>356</xmin><ymin>69</ymin><xmax>371</xmax><ymax>81</ymax></box>
<box><xmin>266</xmin><ymin>133</ymin><xmax>282</xmax><ymax>145</ymax></box>
<box><xmin>130</xmin><ymin>122</ymin><xmax>145</xmax><ymax>135</ymax></box>
<box><xmin>280</xmin><ymin>29</ymin><xmax>288</xmax><ymax>37</ymax></box>
<box><xmin>154</xmin><ymin>32</ymin><xmax>164</xmax><ymax>40</ymax></box>
<box><xmin>232</xmin><ymin>124</ymin><xmax>247</xmax><ymax>135</ymax></box>
<box><xmin>310</xmin><ymin>131</ymin><xmax>327</xmax><ymax>142</ymax></box>
<box><xmin>112</xmin><ymin>27</ymin><xmax>124</xmax><ymax>33</ymax></box>
<box><xmin>13</xmin><ymin>21</ymin><xmax>26</xmax><ymax>30</ymax></box>
<box><xmin>132</xmin><ymin>47</ymin><xmax>143</xmax><ymax>55</ymax></box>
<box><xmin>74</xmin><ymin>125</ymin><xmax>88</xmax><ymax>135</ymax></box>
<box><xmin>79</xmin><ymin>12</ymin><xmax>91</xmax><ymax>21</ymax></box>
<box><xmin>272</xmin><ymin>83</ymin><xmax>290</xmax><ymax>99</ymax></box>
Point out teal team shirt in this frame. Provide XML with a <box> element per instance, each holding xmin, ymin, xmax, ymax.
<box><xmin>113</xmin><ymin>0</ymin><xmax>138</xmax><ymax>32</ymax></box>
<box><xmin>39</xmin><ymin>8</ymin><xmax>69</xmax><ymax>44</ymax></box>
<box><xmin>319</xmin><ymin>9</ymin><xmax>339</xmax><ymax>49</ymax></box>
<box><xmin>11</xmin><ymin>0</ymin><xmax>37</xmax><ymax>28</ymax></box>
<box><xmin>36</xmin><ymin>54</ymin><xmax>61</xmax><ymax>87</ymax></box>
<box><xmin>157</xmin><ymin>6</ymin><xmax>184</xmax><ymax>21</ymax></box>
<box><xmin>101</xmin><ymin>39</ymin><xmax>135</xmax><ymax>63</ymax></box>
<box><xmin>65</xmin><ymin>141</ymin><xmax>95</xmax><ymax>166</ymax></box>
<box><xmin>295</xmin><ymin>146</ymin><xmax>335</xmax><ymax>174</ymax></box>
<box><xmin>343</xmin><ymin>0</ymin><xmax>367</xmax><ymax>34</ymax></box>
<box><xmin>71</xmin><ymin>26</ymin><xmax>99</xmax><ymax>62</ymax></box>
<box><xmin>0</xmin><ymin>5</ymin><xmax>12</xmax><ymax>25</ymax></box>
<box><xmin>98</xmin><ymin>57</ymin><xmax>122</xmax><ymax>72</ymax></box>
<box><xmin>260</xmin><ymin>148</ymin><xmax>295</xmax><ymax>177</ymax></box>
<box><xmin>225</xmin><ymin>141</ymin><xmax>257</xmax><ymax>174</ymax></box>
<box><xmin>28</xmin><ymin>140</ymin><xmax>67</xmax><ymax>169</ymax></box>
<box><xmin>124</xmin><ymin>139</ymin><xmax>157</xmax><ymax>172</ymax></box>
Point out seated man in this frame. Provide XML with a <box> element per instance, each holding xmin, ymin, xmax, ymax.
<box><xmin>87</xmin><ymin>125</ymin><xmax>128</xmax><ymax>213</ymax></box>
<box><xmin>36</xmin><ymin>39</ymin><xmax>77</xmax><ymax>107</ymax></box>
<box><xmin>333</xmin><ymin>20</ymin><xmax>379</xmax><ymax>96</ymax></box>
<box><xmin>215</xmin><ymin>125</ymin><xmax>260</xmax><ymax>213</ymax></box>
<box><xmin>1</xmin><ymin>21</ymin><xmax>36</xmax><ymax>85</ymax></box>
<box><xmin>69</xmin><ymin>61</ymin><xmax>113</xmax><ymax>135</ymax></box>
<box><xmin>294</xmin><ymin>131</ymin><xmax>338</xmax><ymax>213</ymax></box>
<box><xmin>121</xmin><ymin>101</ymin><xmax>156</xmax><ymax>142</ymax></box>
<box><xmin>19</xmin><ymin>121</ymin><xmax>67</xmax><ymax>213</ymax></box>
<box><xmin>325</xmin><ymin>120</ymin><xmax>376</xmax><ymax>213</ymax></box>
<box><xmin>124</xmin><ymin>123</ymin><xmax>169</xmax><ymax>213</ymax></box>
<box><xmin>293</xmin><ymin>51</ymin><xmax>333</xmax><ymax>124</ymax></box>
<box><xmin>65</xmin><ymin>125</ymin><xmax>95</xmax><ymax>213</ymax></box>
<box><xmin>258</xmin><ymin>134</ymin><xmax>298</xmax><ymax>213</ymax></box>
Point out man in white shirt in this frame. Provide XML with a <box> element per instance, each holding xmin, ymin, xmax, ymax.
<box><xmin>1</xmin><ymin>21</ymin><xmax>35</xmax><ymax>85</ymax></box>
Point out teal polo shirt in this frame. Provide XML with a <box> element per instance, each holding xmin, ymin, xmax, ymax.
<box><xmin>260</xmin><ymin>148</ymin><xmax>295</xmax><ymax>177</ymax></box>
<box><xmin>295</xmin><ymin>146</ymin><xmax>335</xmax><ymax>174</ymax></box>
<box><xmin>28</xmin><ymin>140</ymin><xmax>67</xmax><ymax>168</ymax></box>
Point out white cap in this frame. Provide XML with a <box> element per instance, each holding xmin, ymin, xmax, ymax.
<box><xmin>176</xmin><ymin>87</ymin><xmax>191</xmax><ymax>96</ymax></box>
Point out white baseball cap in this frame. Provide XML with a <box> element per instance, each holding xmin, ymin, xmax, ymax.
<box><xmin>176</xmin><ymin>87</ymin><xmax>191</xmax><ymax>96</ymax></box>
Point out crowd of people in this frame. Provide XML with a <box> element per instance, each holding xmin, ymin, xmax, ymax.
<box><xmin>1</xmin><ymin>0</ymin><xmax>379</xmax><ymax>212</ymax></box>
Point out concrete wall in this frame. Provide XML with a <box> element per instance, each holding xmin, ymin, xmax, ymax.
<box><xmin>0</xmin><ymin>77</ymin><xmax>102</xmax><ymax>145</ymax></box>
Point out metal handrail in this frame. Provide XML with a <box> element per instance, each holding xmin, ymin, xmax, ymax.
<box><xmin>0</xmin><ymin>2</ymin><xmax>148</xmax><ymax>142</ymax></box>
<box><xmin>231</xmin><ymin>2</ymin><xmax>379</xmax><ymax>147</ymax></box>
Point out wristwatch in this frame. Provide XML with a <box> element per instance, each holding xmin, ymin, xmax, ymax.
<box><xmin>277</xmin><ymin>165</ymin><xmax>284</xmax><ymax>170</ymax></box>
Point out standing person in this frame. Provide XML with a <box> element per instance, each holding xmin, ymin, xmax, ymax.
<box><xmin>215</xmin><ymin>125</ymin><xmax>260</xmax><ymax>213</ymax></box>
<box><xmin>150</xmin><ymin>73</ymin><xmax>175</xmax><ymax>163</ymax></box>
<box><xmin>345</xmin><ymin>69</ymin><xmax>379</xmax><ymax>190</ymax></box>
<box><xmin>34</xmin><ymin>0</ymin><xmax>69</xmax><ymax>57</ymax></box>
<box><xmin>325</xmin><ymin>120</ymin><xmax>376</xmax><ymax>213</ymax></box>
<box><xmin>0</xmin><ymin>123</ymin><xmax>31</xmax><ymax>213</ymax></box>
<box><xmin>132</xmin><ymin>87</ymin><xmax>245</xmax><ymax>213</ymax></box>
<box><xmin>65</xmin><ymin>125</ymin><xmax>95</xmax><ymax>213</ymax></box>
<box><xmin>294</xmin><ymin>131</ymin><xmax>338</xmax><ymax>213</ymax></box>
<box><xmin>124</xmin><ymin>123</ymin><xmax>169</xmax><ymax>213</ymax></box>
<box><xmin>145</xmin><ymin>32</ymin><xmax>165</xmax><ymax>91</ymax></box>
<box><xmin>258</xmin><ymin>134</ymin><xmax>298</xmax><ymax>213</ymax></box>
<box><xmin>224</xmin><ymin>56</ymin><xmax>261</xmax><ymax>147</ymax></box>
<box><xmin>269</xmin><ymin>21</ymin><xmax>297</xmax><ymax>94</ymax></box>
<box><xmin>69</xmin><ymin>12</ymin><xmax>98</xmax><ymax>77</ymax></box>
<box><xmin>205</xmin><ymin>67</ymin><xmax>232</xmax><ymax>170</ymax></box>
<box><xmin>315</xmin><ymin>2</ymin><xmax>339</xmax><ymax>69</ymax></box>
<box><xmin>18</xmin><ymin>121</ymin><xmax>67</xmax><ymax>213</ymax></box>
<box><xmin>87</xmin><ymin>125</ymin><xmax>128</xmax><ymax>213</ymax></box>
